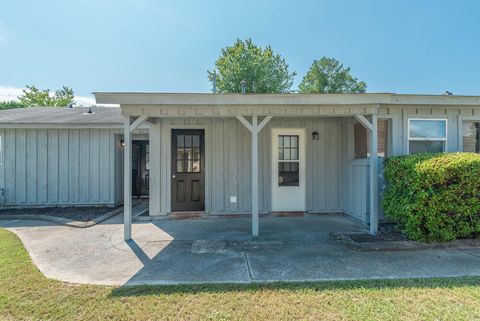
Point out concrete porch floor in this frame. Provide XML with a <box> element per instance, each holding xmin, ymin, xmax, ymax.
<box><xmin>2</xmin><ymin>212</ymin><xmax>480</xmax><ymax>286</ymax></box>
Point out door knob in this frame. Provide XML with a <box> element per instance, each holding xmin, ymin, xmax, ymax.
<box><xmin>172</xmin><ymin>175</ymin><xmax>176</xmax><ymax>178</ymax></box>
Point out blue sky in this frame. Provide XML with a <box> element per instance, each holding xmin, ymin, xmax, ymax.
<box><xmin>0</xmin><ymin>0</ymin><xmax>479</xmax><ymax>101</ymax></box>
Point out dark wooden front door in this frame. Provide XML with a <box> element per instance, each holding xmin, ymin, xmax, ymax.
<box><xmin>171</xmin><ymin>129</ymin><xmax>205</xmax><ymax>211</ymax></box>
<box><xmin>132</xmin><ymin>140</ymin><xmax>149</xmax><ymax>197</ymax></box>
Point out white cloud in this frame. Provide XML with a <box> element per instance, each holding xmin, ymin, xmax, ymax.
<box><xmin>0</xmin><ymin>86</ymin><xmax>116</xmax><ymax>107</ymax></box>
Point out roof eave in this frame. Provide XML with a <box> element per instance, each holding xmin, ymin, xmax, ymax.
<box><xmin>93</xmin><ymin>92</ymin><xmax>480</xmax><ymax>106</ymax></box>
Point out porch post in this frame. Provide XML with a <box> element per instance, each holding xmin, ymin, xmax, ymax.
<box><xmin>236</xmin><ymin>115</ymin><xmax>273</xmax><ymax>236</ymax></box>
<box><xmin>123</xmin><ymin>115</ymin><xmax>149</xmax><ymax>241</ymax></box>
<box><xmin>369</xmin><ymin>114</ymin><xmax>378</xmax><ymax>235</ymax></box>
<box><xmin>251</xmin><ymin>116</ymin><xmax>259</xmax><ymax>236</ymax></box>
<box><xmin>124</xmin><ymin>116</ymin><xmax>132</xmax><ymax>240</ymax></box>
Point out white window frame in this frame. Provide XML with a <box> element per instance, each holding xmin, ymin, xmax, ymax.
<box><xmin>407</xmin><ymin>118</ymin><xmax>447</xmax><ymax>154</ymax></box>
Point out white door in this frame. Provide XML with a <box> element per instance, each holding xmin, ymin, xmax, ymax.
<box><xmin>271</xmin><ymin>128</ymin><xmax>306</xmax><ymax>211</ymax></box>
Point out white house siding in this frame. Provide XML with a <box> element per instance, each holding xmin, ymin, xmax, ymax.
<box><xmin>0</xmin><ymin>128</ymin><xmax>122</xmax><ymax>206</ymax></box>
<box><xmin>154</xmin><ymin>117</ymin><xmax>345</xmax><ymax>215</ymax></box>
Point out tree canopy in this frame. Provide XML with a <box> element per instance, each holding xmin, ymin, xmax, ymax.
<box><xmin>299</xmin><ymin>57</ymin><xmax>367</xmax><ymax>94</ymax></box>
<box><xmin>18</xmin><ymin>85</ymin><xmax>75</xmax><ymax>107</ymax></box>
<box><xmin>208</xmin><ymin>39</ymin><xmax>296</xmax><ymax>94</ymax></box>
<box><xmin>0</xmin><ymin>101</ymin><xmax>24</xmax><ymax>110</ymax></box>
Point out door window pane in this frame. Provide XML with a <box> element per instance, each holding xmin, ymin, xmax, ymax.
<box><xmin>463</xmin><ymin>121</ymin><xmax>480</xmax><ymax>153</ymax></box>
<box><xmin>184</xmin><ymin>135</ymin><xmax>192</xmax><ymax>147</ymax></box>
<box><xmin>177</xmin><ymin>135</ymin><xmax>185</xmax><ymax>147</ymax></box>
<box><xmin>278</xmin><ymin>135</ymin><xmax>299</xmax><ymax>161</ymax></box>
<box><xmin>177</xmin><ymin>160</ymin><xmax>186</xmax><ymax>172</ymax></box>
<box><xmin>278</xmin><ymin>161</ymin><xmax>299</xmax><ymax>186</ymax></box>
<box><xmin>278</xmin><ymin>135</ymin><xmax>300</xmax><ymax>186</ymax></box>
<box><xmin>175</xmin><ymin>132</ymin><xmax>202</xmax><ymax>173</ymax></box>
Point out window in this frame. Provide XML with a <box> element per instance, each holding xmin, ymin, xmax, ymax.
<box><xmin>354</xmin><ymin>119</ymin><xmax>390</xmax><ymax>158</ymax></box>
<box><xmin>176</xmin><ymin>134</ymin><xmax>201</xmax><ymax>173</ymax></box>
<box><xmin>278</xmin><ymin>135</ymin><xmax>299</xmax><ymax>186</ymax></box>
<box><xmin>462</xmin><ymin>121</ymin><xmax>480</xmax><ymax>153</ymax></box>
<box><xmin>408</xmin><ymin>119</ymin><xmax>447</xmax><ymax>154</ymax></box>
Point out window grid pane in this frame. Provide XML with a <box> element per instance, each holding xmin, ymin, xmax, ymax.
<box><xmin>176</xmin><ymin>134</ymin><xmax>201</xmax><ymax>173</ymax></box>
<box><xmin>278</xmin><ymin>135</ymin><xmax>299</xmax><ymax>161</ymax></box>
<box><xmin>278</xmin><ymin>135</ymin><xmax>300</xmax><ymax>186</ymax></box>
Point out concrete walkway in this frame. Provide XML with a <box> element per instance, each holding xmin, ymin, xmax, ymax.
<box><xmin>2</xmin><ymin>213</ymin><xmax>480</xmax><ymax>286</ymax></box>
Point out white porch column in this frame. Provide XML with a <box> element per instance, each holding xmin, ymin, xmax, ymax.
<box><xmin>123</xmin><ymin>115</ymin><xmax>149</xmax><ymax>241</ymax></box>
<box><xmin>236</xmin><ymin>115</ymin><xmax>273</xmax><ymax>236</ymax></box>
<box><xmin>251</xmin><ymin>116</ymin><xmax>259</xmax><ymax>236</ymax></box>
<box><xmin>354</xmin><ymin>114</ymin><xmax>379</xmax><ymax>235</ymax></box>
<box><xmin>149</xmin><ymin>120</ymin><xmax>162</xmax><ymax>216</ymax></box>
<box><xmin>123</xmin><ymin>116</ymin><xmax>132</xmax><ymax>240</ymax></box>
<box><xmin>369</xmin><ymin>114</ymin><xmax>378</xmax><ymax>234</ymax></box>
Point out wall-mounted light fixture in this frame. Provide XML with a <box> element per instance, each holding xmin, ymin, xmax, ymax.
<box><xmin>120</xmin><ymin>139</ymin><xmax>125</xmax><ymax>147</ymax></box>
<box><xmin>312</xmin><ymin>131</ymin><xmax>319</xmax><ymax>140</ymax></box>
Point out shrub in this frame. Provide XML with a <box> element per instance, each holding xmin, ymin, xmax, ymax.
<box><xmin>382</xmin><ymin>152</ymin><xmax>480</xmax><ymax>242</ymax></box>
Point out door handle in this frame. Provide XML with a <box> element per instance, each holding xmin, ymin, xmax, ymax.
<box><xmin>172</xmin><ymin>175</ymin><xmax>176</xmax><ymax>179</ymax></box>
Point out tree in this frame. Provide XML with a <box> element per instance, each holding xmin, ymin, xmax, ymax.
<box><xmin>0</xmin><ymin>101</ymin><xmax>24</xmax><ymax>110</ymax></box>
<box><xmin>18</xmin><ymin>85</ymin><xmax>75</xmax><ymax>107</ymax></box>
<box><xmin>299</xmin><ymin>57</ymin><xmax>367</xmax><ymax>94</ymax></box>
<box><xmin>208</xmin><ymin>39</ymin><xmax>296</xmax><ymax>93</ymax></box>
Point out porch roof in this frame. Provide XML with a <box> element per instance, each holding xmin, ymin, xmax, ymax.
<box><xmin>93</xmin><ymin>92</ymin><xmax>480</xmax><ymax>118</ymax></box>
<box><xmin>94</xmin><ymin>92</ymin><xmax>480</xmax><ymax>107</ymax></box>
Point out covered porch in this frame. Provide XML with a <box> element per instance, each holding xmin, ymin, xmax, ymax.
<box><xmin>94</xmin><ymin>93</ymin><xmax>381</xmax><ymax>240</ymax></box>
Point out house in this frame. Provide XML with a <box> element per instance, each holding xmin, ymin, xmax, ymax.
<box><xmin>0</xmin><ymin>107</ymin><xmax>149</xmax><ymax>207</ymax></box>
<box><xmin>1</xmin><ymin>93</ymin><xmax>480</xmax><ymax>241</ymax></box>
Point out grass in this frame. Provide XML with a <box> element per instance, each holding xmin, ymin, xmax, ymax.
<box><xmin>1</xmin><ymin>228</ymin><xmax>480</xmax><ymax>320</ymax></box>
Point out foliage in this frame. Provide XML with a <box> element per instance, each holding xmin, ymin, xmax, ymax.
<box><xmin>1</xmin><ymin>228</ymin><xmax>480</xmax><ymax>320</ymax></box>
<box><xmin>383</xmin><ymin>152</ymin><xmax>480</xmax><ymax>242</ymax></box>
<box><xmin>18</xmin><ymin>85</ymin><xmax>75</xmax><ymax>107</ymax></box>
<box><xmin>299</xmin><ymin>57</ymin><xmax>367</xmax><ymax>93</ymax></box>
<box><xmin>208</xmin><ymin>39</ymin><xmax>296</xmax><ymax>93</ymax></box>
<box><xmin>0</xmin><ymin>101</ymin><xmax>24</xmax><ymax>110</ymax></box>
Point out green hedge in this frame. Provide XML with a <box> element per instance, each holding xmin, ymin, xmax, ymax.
<box><xmin>382</xmin><ymin>152</ymin><xmax>480</xmax><ymax>242</ymax></box>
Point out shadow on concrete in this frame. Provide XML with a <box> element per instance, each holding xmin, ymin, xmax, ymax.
<box><xmin>109</xmin><ymin>276</ymin><xmax>480</xmax><ymax>297</ymax></box>
<box><xmin>125</xmin><ymin>239</ymin><xmax>151</xmax><ymax>266</ymax></box>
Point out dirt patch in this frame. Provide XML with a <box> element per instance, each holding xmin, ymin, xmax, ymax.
<box><xmin>348</xmin><ymin>223</ymin><xmax>409</xmax><ymax>243</ymax></box>
<box><xmin>0</xmin><ymin>206</ymin><xmax>120</xmax><ymax>222</ymax></box>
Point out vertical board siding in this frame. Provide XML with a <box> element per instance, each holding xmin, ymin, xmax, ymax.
<box><xmin>99</xmin><ymin>130</ymin><xmax>110</xmax><ymax>202</ymax></box>
<box><xmin>47</xmin><ymin>130</ymin><xmax>59</xmax><ymax>203</ymax></box>
<box><xmin>15</xmin><ymin>129</ymin><xmax>26</xmax><ymax>204</ymax></box>
<box><xmin>36</xmin><ymin>130</ymin><xmax>48</xmax><ymax>203</ymax></box>
<box><xmin>89</xmin><ymin>129</ymin><xmax>100</xmax><ymax>202</ymax></box>
<box><xmin>68</xmin><ymin>130</ymin><xmax>80</xmax><ymax>202</ymax></box>
<box><xmin>4</xmin><ymin>129</ymin><xmax>16</xmax><ymax>203</ymax></box>
<box><xmin>79</xmin><ymin>130</ymin><xmax>90</xmax><ymax>202</ymax></box>
<box><xmin>58</xmin><ymin>130</ymin><xmax>69</xmax><ymax>203</ymax></box>
<box><xmin>1</xmin><ymin>128</ymin><xmax>118</xmax><ymax>206</ymax></box>
<box><xmin>164</xmin><ymin>117</ymin><xmax>346</xmax><ymax>214</ymax></box>
<box><xmin>26</xmin><ymin>129</ymin><xmax>37</xmax><ymax>203</ymax></box>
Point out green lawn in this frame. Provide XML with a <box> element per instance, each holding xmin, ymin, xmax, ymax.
<box><xmin>1</xmin><ymin>228</ymin><xmax>480</xmax><ymax>321</ymax></box>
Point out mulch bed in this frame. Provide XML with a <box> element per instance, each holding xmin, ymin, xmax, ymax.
<box><xmin>0</xmin><ymin>206</ymin><xmax>120</xmax><ymax>222</ymax></box>
<box><xmin>348</xmin><ymin>223</ymin><xmax>410</xmax><ymax>243</ymax></box>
